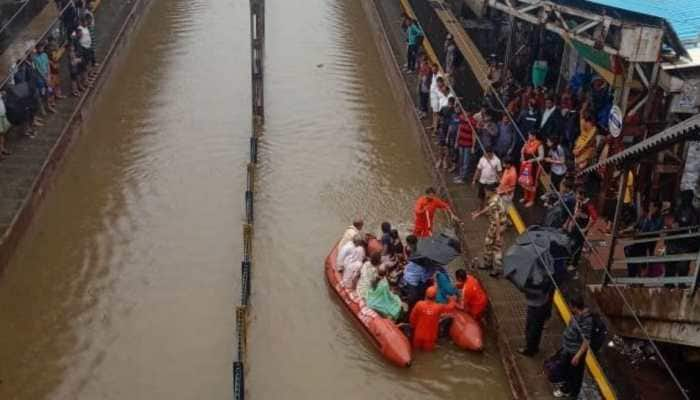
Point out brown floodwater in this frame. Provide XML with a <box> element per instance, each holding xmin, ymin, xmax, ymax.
<box><xmin>0</xmin><ymin>0</ymin><xmax>510</xmax><ymax>398</ymax></box>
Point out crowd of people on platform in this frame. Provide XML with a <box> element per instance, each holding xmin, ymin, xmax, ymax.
<box><xmin>398</xmin><ymin>15</ymin><xmax>700</xmax><ymax>399</ymax></box>
<box><xmin>334</xmin><ymin>191</ymin><xmax>489</xmax><ymax>351</ymax></box>
<box><xmin>401</xmin><ymin>14</ymin><xmax>700</xmax><ymax>285</ymax></box>
<box><xmin>0</xmin><ymin>0</ymin><xmax>98</xmax><ymax>158</ymax></box>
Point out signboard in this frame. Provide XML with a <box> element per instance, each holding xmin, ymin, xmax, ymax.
<box><xmin>620</xmin><ymin>26</ymin><xmax>663</xmax><ymax>62</ymax></box>
<box><xmin>609</xmin><ymin>105</ymin><xmax>623</xmax><ymax>137</ymax></box>
<box><xmin>670</xmin><ymin>79</ymin><xmax>700</xmax><ymax>114</ymax></box>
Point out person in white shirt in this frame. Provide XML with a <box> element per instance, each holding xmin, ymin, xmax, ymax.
<box><xmin>336</xmin><ymin>234</ymin><xmax>362</xmax><ymax>271</ymax></box>
<box><xmin>430</xmin><ymin>74</ymin><xmax>446</xmax><ymax>133</ymax></box>
<box><xmin>341</xmin><ymin>243</ymin><xmax>366</xmax><ymax>290</ymax></box>
<box><xmin>356</xmin><ymin>253</ymin><xmax>381</xmax><ymax>300</ymax></box>
<box><xmin>77</xmin><ymin>18</ymin><xmax>93</xmax><ymax>79</ymax></box>
<box><xmin>472</xmin><ymin>147</ymin><xmax>502</xmax><ymax>210</ymax></box>
<box><xmin>339</xmin><ymin>219</ymin><xmax>363</xmax><ymax>248</ymax></box>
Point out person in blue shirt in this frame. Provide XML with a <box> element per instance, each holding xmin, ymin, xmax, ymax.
<box><xmin>400</xmin><ymin>261</ymin><xmax>426</xmax><ymax>309</ymax></box>
<box><xmin>434</xmin><ymin>270</ymin><xmax>458</xmax><ymax>304</ymax></box>
<box><xmin>404</xmin><ymin>17</ymin><xmax>423</xmax><ymax>72</ymax></box>
<box><xmin>380</xmin><ymin>221</ymin><xmax>393</xmax><ymax>254</ymax></box>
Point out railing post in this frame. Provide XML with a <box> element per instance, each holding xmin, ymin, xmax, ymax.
<box><xmin>603</xmin><ymin>165</ymin><xmax>630</xmax><ymax>286</ymax></box>
<box><xmin>692</xmin><ymin>251</ymin><xmax>700</xmax><ymax>295</ymax></box>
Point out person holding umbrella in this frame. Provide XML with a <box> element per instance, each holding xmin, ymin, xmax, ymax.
<box><xmin>413</xmin><ymin>187</ymin><xmax>457</xmax><ymax>237</ymax></box>
<box><xmin>502</xmin><ymin>227</ymin><xmax>572</xmax><ymax>356</ymax></box>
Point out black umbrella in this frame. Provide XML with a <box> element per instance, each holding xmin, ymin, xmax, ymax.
<box><xmin>409</xmin><ymin>232</ymin><xmax>461</xmax><ymax>267</ymax></box>
<box><xmin>503</xmin><ymin>226</ymin><xmax>572</xmax><ymax>289</ymax></box>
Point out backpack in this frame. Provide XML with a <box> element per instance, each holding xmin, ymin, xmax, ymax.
<box><xmin>589</xmin><ymin>313</ymin><xmax>608</xmax><ymax>353</ymax></box>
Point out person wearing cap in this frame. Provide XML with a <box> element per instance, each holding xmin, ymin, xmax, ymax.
<box><xmin>413</xmin><ymin>187</ymin><xmax>457</xmax><ymax>237</ymax></box>
<box><xmin>409</xmin><ymin>286</ymin><xmax>456</xmax><ymax>351</ymax></box>
<box><xmin>472</xmin><ymin>186</ymin><xmax>508</xmax><ymax>277</ymax></box>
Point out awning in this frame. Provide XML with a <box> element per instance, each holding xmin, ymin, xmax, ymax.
<box><xmin>579</xmin><ymin>113</ymin><xmax>700</xmax><ymax>176</ymax></box>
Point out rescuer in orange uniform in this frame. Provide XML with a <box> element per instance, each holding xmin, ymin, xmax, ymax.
<box><xmin>409</xmin><ymin>286</ymin><xmax>456</xmax><ymax>351</ymax></box>
<box><xmin>455</xmin><ymin>269</ymin><xmax>488</xmax><ymax>320</ymax></box>
<box><xmin>413</xmin><ymin>187</ymin><xmax>457</xmax><ymax>237</ymax></box>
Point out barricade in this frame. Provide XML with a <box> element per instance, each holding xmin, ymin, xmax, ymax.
<box><xmin>234</xmin><ymin>1</ymin><xmax>264</xmax><ymax>399</ymax></box>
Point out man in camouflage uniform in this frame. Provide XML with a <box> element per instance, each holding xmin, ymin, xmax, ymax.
<box><xmin>471</xmin><ymin>187</ymin><xmax>508</xmax><ymax>277</ymax></box>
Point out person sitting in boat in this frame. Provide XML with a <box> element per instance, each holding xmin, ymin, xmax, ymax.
<box><xmin>336</xmin><ymin>234</ymin><xmax>361</xmax><ymax>271</ymax></box>
<box><xmin>413</xmin><ymin>187</ymin><xmax>457</xmax><ymax>237</ymax></box>
<box><xmin>380</xmin><ymin>221</ymin><xmax>393</xmax><ymax>253</ymax></box>
<box><xmin>366</xmin><ymin>265</ymin><xmax>406</xmax><ymax>322</ymax></box>
<box><xmin>455</xmin><ymin>269</ymin><xmax>488</xmax><ymax>320</ymax></box>
<box><xmin>336</xmin><ymin>235</ymin><xmax>365</xmax><ymax>271</ymax></box>
<box><xmin>341</xmin><ymin>239</ymin><xmax>366</xmax><ymax>289</ymax></box>
<box><xmin>409</xmin><ymin>286</ymin><xmax>456</xmax><ymax>351</ymax></box>
<box><xmin>405</xmin><ymin>234</ymin><xmax>418</xmax><ymax>259</ymax></box>
<box><xmin>339</xmin><ymin>218</ymin><xmax>364</xmax><ymax>248</ymax></box>
<box><xmin>434</xmin><ymin>269</ymin><xmax>459</xmax><ymax>304</ymax></box>
<box><xmin>356</xmin><ymin>252</ymin><xmax>381</xmax><ymax>300</ymax></box>
<box><xmin>390</xmin><ymin>229</ymin><xmax>405</xmax><ymax>261</ymax></box>
<box><xmin>400</xmin><ymin>261</ymin><xmax>427</xmax><ymax>309</ymax></box>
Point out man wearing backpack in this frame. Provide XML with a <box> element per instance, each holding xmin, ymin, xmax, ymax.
<box><xmin>553</xmin><ymin>293</ymin><xmax>593</xmax><ymax>398</ymax></box>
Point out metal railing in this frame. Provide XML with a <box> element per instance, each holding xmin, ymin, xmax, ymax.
<box><xmin>609</xmin><ymin>229</ymin><xmax>700</xmax><ymax>293</ymax></box>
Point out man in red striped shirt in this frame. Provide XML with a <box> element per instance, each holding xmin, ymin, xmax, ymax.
<box><xmin>454</xmin><ymin>109</ymin><xmax>476</xmax><ymax>183</ymax></box>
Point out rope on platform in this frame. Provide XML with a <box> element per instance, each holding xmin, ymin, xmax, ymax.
<box><xmin>234</xmin><ymin>1</ymin><xmax>265</xmax><ymax>399</ymax></box>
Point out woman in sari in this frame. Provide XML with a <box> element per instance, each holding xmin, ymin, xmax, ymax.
<box><xmin>519</xmin><ymin>130</ymin><xmax>544</xmax><ymax>208</ymax></box>
<box><xmin>573</xmin><ymin>112</ymin><xmax>597</xmax><ymax>171</ymax></box>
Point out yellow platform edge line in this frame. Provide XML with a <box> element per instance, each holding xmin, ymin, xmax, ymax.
<box><xmin>397</xmin><ymin>1</ymin><xmax>616</xmax><ymax>399</ymax></box>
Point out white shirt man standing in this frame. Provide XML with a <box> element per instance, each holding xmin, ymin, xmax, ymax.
<box><xmin>472</xmin><ymin>147</ymin><xmax>502</xmax><ymax>210</ymax></box>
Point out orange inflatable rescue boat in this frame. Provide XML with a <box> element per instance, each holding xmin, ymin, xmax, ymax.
<box><xmin>325</xmin><ymin>240</ymin><xmax>412</xmax><ymax>367</ymax></box>
<box><xmin>326</xmin><ymin>233</ymin><xmax>485</xmax><ymax>366</ymax></box>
